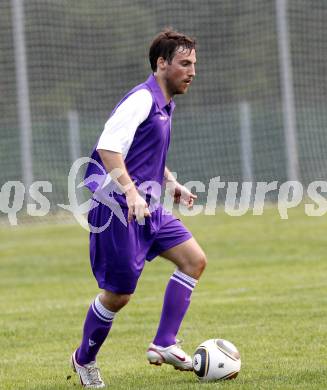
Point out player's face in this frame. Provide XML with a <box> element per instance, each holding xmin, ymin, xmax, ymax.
<box><xmin>164</xmin><ymin>47</ymin><xmax>196</xmax><ymax>96</ymax></box>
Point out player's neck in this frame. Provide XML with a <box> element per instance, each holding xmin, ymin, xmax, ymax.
<box><xmin>153</xmin><ymin>74</ymin><xmax>173</xmax><ymax>103</ymax></box>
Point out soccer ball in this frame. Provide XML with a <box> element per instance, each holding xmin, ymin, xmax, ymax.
<box><xmin>193</xmin><ymin>338</ymin><xmax>241</xmax><ymax>381</ymax></box>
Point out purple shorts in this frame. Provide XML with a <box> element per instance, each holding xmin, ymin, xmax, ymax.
<box><xmin>88</xmin><ymin>201</ymin><xmax>192</xmax><ymax>294</ymax></box>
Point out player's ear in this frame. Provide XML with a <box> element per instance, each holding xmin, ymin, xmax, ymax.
<box><xmin>157</xmin><ymin>57</ymin><xmax>167</xmax><ymax>71</ymax></box>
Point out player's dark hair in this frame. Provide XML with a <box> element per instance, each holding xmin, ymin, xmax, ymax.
<box><xmin>149</xmin><ymin>28</ymin><xmax>196</xmax><ymax>71</ymax></box>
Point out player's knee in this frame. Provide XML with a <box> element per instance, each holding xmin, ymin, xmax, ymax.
<box><xmin>196</xmin><ymin>253</ymin><xmax>207</xmax><ymax>277</ymax></box>
<box><xmin>115</xmin><ymin>294</ymin><xmax>131</xmax><ymax>310</ymax></box>
<box><xmin>101</xmin><ymin>291</ymin><xmax>132</xmax><ymax>312</ymax></box>
<box><xmin>200</xmin><ymin>253</ymin><xmax>207</xmax><ymax>271</ymax></box>
<box><xmin>181</xmin><ymin>252</ymin><xmax>207</xmax><ymax>279</ymax></box>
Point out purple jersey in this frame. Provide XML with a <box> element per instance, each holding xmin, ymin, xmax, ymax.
<box><xmin>84</xmin><ymin>74</ymin><xmax>175</xmax><ymax>206</ymax></box>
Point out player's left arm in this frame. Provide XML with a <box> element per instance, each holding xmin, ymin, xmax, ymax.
<box><xmin>164</xmin><ymin>166</ymin><xmax>197</xmax><ymax>208</ymax></box>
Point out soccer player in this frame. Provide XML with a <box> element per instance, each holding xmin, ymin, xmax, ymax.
<box><xmin>71</xmin><ymin>29</ymin><xmax>207</xmax><ymax>388</ymax></box>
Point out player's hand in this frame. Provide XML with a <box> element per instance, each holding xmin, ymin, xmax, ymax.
<box><xmin>126</xmin><ymin>187</ymin><xmax>150</xmax><ymax>223</ymax></box>
<box><xmin>171</xmin><ymin>183</ymin><xmax>197</xmax><ymax>208</ymax></box>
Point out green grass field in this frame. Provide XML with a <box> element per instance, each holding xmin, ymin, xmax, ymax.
<box><xmin>1</xmin><ymin>207</ymin><xmax>327</xmax><ymax>390</ymax></box>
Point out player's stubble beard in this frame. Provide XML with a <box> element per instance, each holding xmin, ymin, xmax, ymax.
<box><xmin>165</xmin><ymin>76</ymin><xmax>190</xmax><ymax>97</ymax></box>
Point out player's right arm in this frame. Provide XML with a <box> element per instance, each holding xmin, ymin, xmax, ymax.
<box><xmin>97</xmin><ymin>149</ymin><xmax>150</xmax><ymax>222</ymax></box>
<box><xmin>96</xmin><ymin>89</ymin><xmax>153</xmax><ymax>223</ymax></box>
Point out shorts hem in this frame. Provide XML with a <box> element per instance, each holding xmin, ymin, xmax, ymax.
<box><xmin>97</xmin><ymin>282</ymin><xmax>136</xmax><ymax>295</ymax></box>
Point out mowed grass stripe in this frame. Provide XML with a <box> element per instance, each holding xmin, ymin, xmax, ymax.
<box><xmin>0</xmin><ymin>207</ymin><xmax>326</xmax><ymax>389</ymax></box>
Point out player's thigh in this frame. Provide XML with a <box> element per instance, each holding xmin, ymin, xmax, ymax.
<box><xmin>160</xmin><ymin>237</ymin><xmax>207</xmax><ymax>278</ymax></box>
